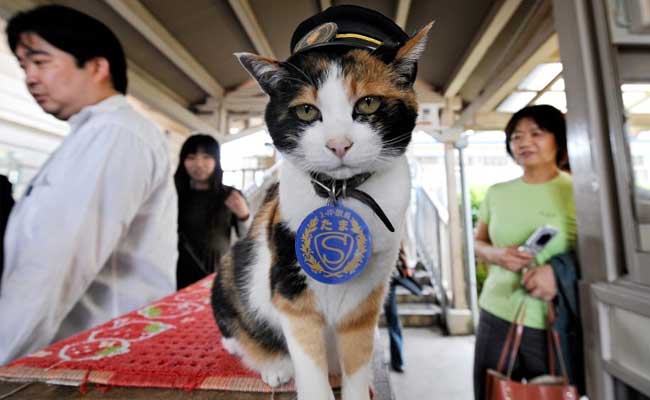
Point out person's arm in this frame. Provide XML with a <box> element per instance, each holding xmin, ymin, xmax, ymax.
<box><xmin>0</xmin><ymin>124</ymin><xmax>158</xmax><ymax>363</ymax></box>
<box><xmin>474</xmin><ymin>221</ymin><xmax>533</xmax><ymax>272</ymax></box>
<box><xmin>401</xmin><ymin>208</ymin><xmax>417</xmax><ymax>273</ymax></box>
<box><xmin>226</xmin><ymin>190</ymin><xmax>251</xmax><ymax>237</ymax></box>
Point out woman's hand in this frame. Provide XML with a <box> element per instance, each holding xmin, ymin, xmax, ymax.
<box><xmin>522</xmin><ymin>264</ymin><xmax>557</xmax><ymax>301</ymax></box>
<box><xmin>492</xmin><ymin>245</ymin><xmax>534</xmax><ymax>272</ymax></box>
<box><xmin>225</xmin><ymin>191</ymin><xmax>250</xmax><ymax>221</ymax></box>
<box><xmin>474</xmin><ymin>221</ymin><xmax>533</xmax><ymax>272</ymax></box>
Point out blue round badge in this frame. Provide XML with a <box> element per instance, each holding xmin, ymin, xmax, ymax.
<box><xmin>295</xmin><ymin>204</ymin><xmax>372</xmax><ymax>284</ymax></box>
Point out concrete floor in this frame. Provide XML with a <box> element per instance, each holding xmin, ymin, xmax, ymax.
<box><xmin>379</xmin><ymin>327</ymin><xmax>475</xmax><ymax>400</ymax></box>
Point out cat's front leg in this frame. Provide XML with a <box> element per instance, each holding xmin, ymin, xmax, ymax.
<box><xmin>336</xmin><ymin>286</ymin><xmax>385</xmax><ymax>400</ymax></box>
<box><xmin>276</xmin><ymin>295</ymin><xmax>333</xmax><ymax>400</ymax></box>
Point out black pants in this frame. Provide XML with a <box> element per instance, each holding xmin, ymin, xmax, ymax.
<box><xmin>473</xmin><ymin>309</ymin><xmax>550</xmax><ymax>400</ymax></box>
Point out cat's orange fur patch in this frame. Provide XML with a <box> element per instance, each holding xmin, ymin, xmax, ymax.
<box><xmin>237</xmin><ymin>328</ymin><xmax>286</xmax><ymax>364</ymax></box>
<box><xmin>289</xmin><ymin>86</ymin><xmax>318</xmax><ymax>107</ymax></box>
<box><xmin>215</xmin><ymin>192</ymin><xmax>281</xmax><ymax>351</ymax></box>
<box><xmin>274</xmin><ymin>291</ymin><xmax>327</xmax><ymax>370</ymax></box>
<box><xmin>218</xmin><ymin>252</ymin><xmax>235</xmax><ymax>290</ymax></box>
<box><xmin>343</xmin><ymin>50</ymin><xmax>417</xmax><ymax>109</ymax></box>
<box><xmin>336</xmin><ymin>285</ymin><xmax>386</xmax><ymax>375</ymax></box>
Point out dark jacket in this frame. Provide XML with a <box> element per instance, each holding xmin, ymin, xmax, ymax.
<box><xmin>176</xmin><ymin>186</ymin><xmax>244</xmax><ymax>290</ymax></box>
<box><xmin>549</xmin><ymin>251</ymin><xmax>586</xmax><ymax>395</ymax></box>
<box><xmin>0</xmin><ymin>175</ymin><xmax>15</xmax><ymax>282</ymax></box>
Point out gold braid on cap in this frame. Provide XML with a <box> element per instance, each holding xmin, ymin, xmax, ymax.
<box><xmin>335</xmin><ymin>33</ymin><xmax>383</xmax><ymax>46</ymax></box>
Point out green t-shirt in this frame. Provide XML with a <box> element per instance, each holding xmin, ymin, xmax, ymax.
<box><xmin>478</xmin><ymin>171</ymin><xmax>576</xmax><ymax>329</ymax></box>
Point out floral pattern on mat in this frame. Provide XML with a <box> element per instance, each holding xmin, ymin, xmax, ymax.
<box><xmin>0</xmin><ymin>275</ymin><xmax>294</xmax><ymax>392</ymax></box>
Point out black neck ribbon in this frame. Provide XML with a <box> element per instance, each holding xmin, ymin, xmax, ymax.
<box><xmin>309</xmin><ymin>172</ymin><xmax>395</xmax><ymax>232</ymax></box>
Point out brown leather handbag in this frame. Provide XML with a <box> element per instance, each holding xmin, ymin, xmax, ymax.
<box><xmin>485</xmin><ymin>302</ymin><xmax>579</xmax><ymax>400</ymax></box>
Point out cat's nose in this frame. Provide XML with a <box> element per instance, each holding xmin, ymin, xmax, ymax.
<box><xmin>326</xmin><ymin>138</ymin><xmax>353</xmax><ymax>159</ymax></box>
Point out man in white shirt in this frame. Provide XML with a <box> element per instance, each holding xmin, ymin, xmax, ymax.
<box><xmin>0</xmin><ymin>5</ymin><xmax>178</xmax><ymax>364</ymax></box>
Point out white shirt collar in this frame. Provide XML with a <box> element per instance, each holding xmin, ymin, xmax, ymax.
<box><xmin>68</xmin><ymin>94</ymin><xmax>128</xmax><ymax>131</ymax></box>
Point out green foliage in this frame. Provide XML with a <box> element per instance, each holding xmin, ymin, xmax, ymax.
<box><xmin>469</xmin><ymin>186</ymin><xmax>489</xmax><ymax>226</ymax></box>
<box><xmin>470</xmin><ymin>185</ymin><xmax>490</xmax><ymax>295</ymax></box>
<box><xmin>476</xmin><ymin>261</ymin><xmax>488</xmax><ymax>295</ymax></box>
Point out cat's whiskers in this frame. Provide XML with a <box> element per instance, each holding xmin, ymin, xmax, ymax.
<box><xmin>378</xmin><ymin>152</ymin><xmax>405</xmax><ymax>162</ymax></box>
<box><xmin>379</xmin><ymin>146</ymin><xmax>407</xmax><ymax>154</ymax></box>
<box><xmin>285</xmin><ymin>155</ymin><xmax>323</xmax><ymax>175</ymax></box>
<box><xmin>380</xmin><ymin>132</ymin><xmax>412</xmax><ymax>145</ymax></box>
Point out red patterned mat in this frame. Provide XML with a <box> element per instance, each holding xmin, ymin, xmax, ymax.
<box><xmin>0</xmin><ymin>275</ymin><xmax>299</xmax><ymax>393</ymax></box>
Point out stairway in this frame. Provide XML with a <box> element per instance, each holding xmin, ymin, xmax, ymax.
<box><xmin>379</xmin><ymin>266</ymin><xmax>444</xmax><ymax>328</ymax></box>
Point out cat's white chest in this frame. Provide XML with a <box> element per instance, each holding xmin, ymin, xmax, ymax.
<box><xmin>278</xmin><ymin>158</ymin><xmax>411</xmax><ymax>321</ymax></box>
<box><xmin>278</xmin><ymin>157</ymin><xmax>411</xmax><ymax>246</ymax></box>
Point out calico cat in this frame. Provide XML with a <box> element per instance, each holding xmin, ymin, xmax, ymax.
<box><xmin>211</xmin><ymin>22</ymin><xmax>431</xmax><ymax>400</ymax></box>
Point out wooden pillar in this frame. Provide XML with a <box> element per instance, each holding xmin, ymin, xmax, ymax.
<box><xmin>444</xmin><ymin>141</ymin><xmax>473</xmax><ymax>334</ymax></box>
<box><xmin>444</xmin><ymin>142</ymin><xmax>468</xmax><ymax>310</ymax></box>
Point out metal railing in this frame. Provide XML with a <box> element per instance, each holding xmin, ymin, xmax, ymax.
<box><xmin>413</xmin><ymin>186</ymin><xmax>451</xmax><ymax>319</ymax></box>
<box><xmin>242</xmin><ymin>160</ymin><xmax>282</xmax><ymax>214</ymax></box>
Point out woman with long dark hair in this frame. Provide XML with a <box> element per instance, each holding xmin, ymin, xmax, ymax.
<box><xmin>175</xmin><ymin>134</ymin><xmax>250</xmax><ymax>289</ymax></box>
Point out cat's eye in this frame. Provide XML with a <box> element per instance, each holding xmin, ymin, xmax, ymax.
<box><xmin>355</xmin><ymin>96</ymin><xmax>381</xmax><ymax>115</ymax></box>
<box><xmin>293</xmin><ymin>104</ymin><xmax>321</xmax><ymax>122</ymax></box>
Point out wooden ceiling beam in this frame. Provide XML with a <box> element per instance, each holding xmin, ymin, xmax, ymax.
<box><xmin>104</xmin><ymin>0</ymin><xmax>224</xmax><ymax>98</ymax></box>
<box><xmin>451</xmin><ymin>12</ymin><xmax>557</xmax><ymax>131</ymax></box>
<box><xmin>228</xmin><ymin>0</ymin><xmax>276</xmax><ymax>59</ymax></box>
<box><xmin>479</xmin><ymin>33</ymin><xmax>559</xmax><ymax>113</ymax></box>
<box><xmin>320</xmin><ymin>0</ymin><xmax>331</xmax><ymax>12</ymax></box>
<box><xmin>464</xmin><ymin>111</ymin><xmax>512</xmax><ymax>131</ymax></box>
<box><xmin>127</xmin><ymin>62</ymin><xmax>223</xmax><ymax>138</ymax></box>
<box><xmin>0</xmin><ymin>0</ymin><xmax>38</xmax><ymax>20</ymax></box>
<box><xmin>395</xmin><ymin>0</ymin><xmax>411</xmax><ymax>30</ymax></box>
<box><xmin>444</xmin><ymin>0</ymin><xmax>523</xmax><ymax>99</ymax></box>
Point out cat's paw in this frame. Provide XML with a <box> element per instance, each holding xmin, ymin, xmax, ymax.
<box><xmin>260</xmin><ymin>357</ymin><xmax>294</xmax><ymax>387</ymax></box>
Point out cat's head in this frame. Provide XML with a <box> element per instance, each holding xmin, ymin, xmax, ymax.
<box><xmin>236</xmin><ymin>23</ymin><xmax>431</xmax><ymax>179</ymax></box>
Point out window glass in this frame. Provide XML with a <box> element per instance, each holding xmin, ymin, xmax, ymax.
<box><xmin>622</xmin><ymin>83</ymin><xmax>650</xmax><ymax>251</ymax></box>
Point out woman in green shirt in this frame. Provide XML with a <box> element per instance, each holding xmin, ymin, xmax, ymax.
<box><xmin>473</xmin><ymin>105</ymin><xmax>576</xmax><ymax>400</ymax></box>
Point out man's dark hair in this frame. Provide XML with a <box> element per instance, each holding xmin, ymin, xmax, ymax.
<box><xmin>504</xmin><ymin>104</ymin><xmax>569</xmax><ymax>171</ymax></box>
<box><xmin>6</xmin><ymin>5</ymin><xmax>127</xmax><ymax>94</ymax></box>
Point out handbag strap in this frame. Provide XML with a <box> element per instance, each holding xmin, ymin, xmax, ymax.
<box><xmin>496</xmin><ymin>300</ymin><xmax>527</xmax><ymax>376</ymax></box>
<box><xmin>496</xmin><ymin>320</ymin><xmax>516</xmax><ymax>374</ymax></box>
<box><xmin>547</xmin><ymin>303</ymin><xmax>556</xmax><ymax>376</ymax></box>
<box><xmin>505</xmin><ymin>304</ymin><xmax>527</xmax><ymax>378</ymax></box>
<box><xmin>546</xmin><ymin>302</ymin><xmax>571</xmax><ymax>383</ymax></box>
<box><xmin>495</xmin><ymin>299</ymin><xmax>572</xmax><ymax>383</ymax></box>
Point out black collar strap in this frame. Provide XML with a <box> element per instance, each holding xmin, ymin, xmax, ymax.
<box><xmin>309</xmin><ymin>172</ymin><xmax>395</xmax><ymax>232</ymax></box>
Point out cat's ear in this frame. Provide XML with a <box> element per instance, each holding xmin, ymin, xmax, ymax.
<box><xmin>235</xmin><ymin>52</ymin><xmax>285</xmax><ymax>94</ymax></box>
<box><xmin>392</xmin><ymin>22</ymin><xmax>433</xmax><ymax>85</ymax></box>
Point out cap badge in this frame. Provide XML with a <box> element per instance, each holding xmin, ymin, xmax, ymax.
<box><xmin>294</xmin><ymin>22</ymin><xmax>338</xmax><ymax>53</ymax></box>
